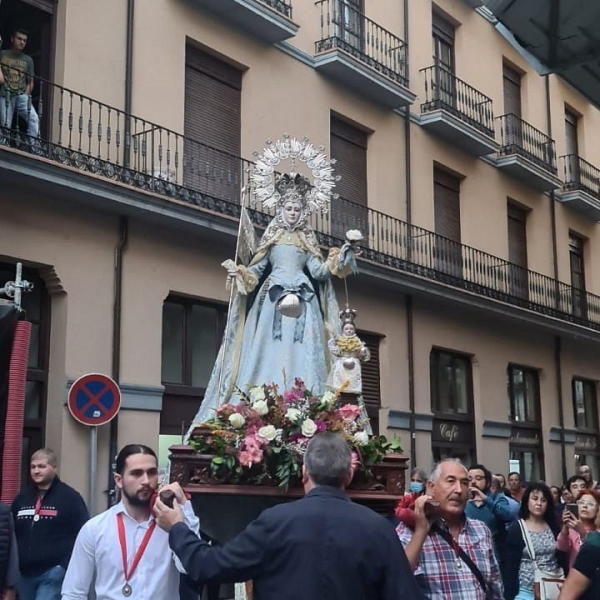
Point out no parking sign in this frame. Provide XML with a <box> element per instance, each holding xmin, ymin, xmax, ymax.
<box><xmin>68</xmin><ymin>373</ymin><xmax>121</xmax><ymax>426</ymax></box>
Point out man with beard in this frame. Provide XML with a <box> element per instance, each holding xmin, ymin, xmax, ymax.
<box><xmin>61</xmin><ymin>444</ymin><xmax>199</xmax><ymax>600</ymax></box>
<box><xmin>11</xmin><ymin>448</ymin><xmax>88</xmax><ymax>600</ymax></box>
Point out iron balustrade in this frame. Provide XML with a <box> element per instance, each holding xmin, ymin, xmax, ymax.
<box><xmin>262</xmin><ymin>0</ymin><xmax>293</xmax><ymax>20</ymax></box>
<box><xmin>497</xmin><ymin>113</ymin><xmax>557</xmax><ymax>173</ymax></box>
<box><xmin>315</xmin><ymin>0</ymin><xmax>408</xmax><ymax>86</ymax></box>
<box><xmin>561</xmin><ymin>154</ymin><xmax>600</xmax><ymax>199</ymax></box>
<box><xmin>420</xmin><ymin>65</ymin><xmax>495</xmax><ymax>137</ymax></box>
<box><xmin>1</xmin><ymin>69</ymin><xmax>600</xmax><ymax>331</ymax></box>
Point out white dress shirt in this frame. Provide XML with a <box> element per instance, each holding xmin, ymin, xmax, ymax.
<box><xmin>61</xmin><ymin>500</ymin><xmax>200</xmax><ymax>600</ymax></box>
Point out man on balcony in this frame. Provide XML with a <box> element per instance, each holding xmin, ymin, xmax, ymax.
<box><xmin>0</xmin><ymin>28</ymin><xmax>40</xmax><ymax>143</ymax></box>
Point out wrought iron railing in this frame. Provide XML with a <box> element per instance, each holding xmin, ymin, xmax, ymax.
<box><xmin>2</xmin><ymin>69</ymin><xmax>600</xmax><ymax>331</ymax></box>
<box><xmin>262</xmin><ymin>0</ymin><xmax>293</xmax><ymax>20</ymax></box>
<box><xmin>560</xmin><ymin>154</ymin><xmax>600</xmax><ymax>199</ymax></box>
<box><xmin>497</xmin><ymin>114</ymin><xmax>557</xmax><ymax>173</ymax></box>
<box><xmin>315</xmin><ymin>0</ymin><xmax>408</xmax><ymax>86</ymax></box>
<box><xmin>420</xmin><ymin>65</ymin><xmax>495</xmax><ymax>137</ymax></box>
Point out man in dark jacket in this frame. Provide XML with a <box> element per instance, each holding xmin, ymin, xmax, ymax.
<box><xmin>11</xmin><ymin>448</ymin><xmax>88</xmax><ymax>600</ymax></box>
<box><xmin>0</xmin><ymin>502</ymin><xmax>18</xmax><ymax>600</ymax></box>
<box><xmin>154</xmin><ymin>432</ymin><xmax>423</xmax><ymax>600</ymax></box>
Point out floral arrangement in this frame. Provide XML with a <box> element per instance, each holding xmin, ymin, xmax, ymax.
<box><xmin>188</xmin><ymin>378</ymin><xmax>402</xmax><ymax>488</ymax></box>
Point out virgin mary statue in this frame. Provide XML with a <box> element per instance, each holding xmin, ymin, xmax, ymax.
<box><xmin>190</xmin><ymin>138</ymin><xmax>358</xmax><ymax>424</ymax></box>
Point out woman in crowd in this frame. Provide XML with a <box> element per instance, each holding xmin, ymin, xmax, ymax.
<box><xmin>504</xmin><ymin>483</ymin><xmax>564</xmax><ymax>600</ymax></box>
<box><xmin>557</xmin><ymin>529</ymin><xmax>600</xmax><ymax>600</ymax></box>
<box><xmin>394</xmin><ymin>467</ymin><xmax>428</xmax><ymax>529</ymax></box>
<box><xmin>557</xmin><ymin>489</ymin><xmax>600</xmax><ymax>568</ymax></box>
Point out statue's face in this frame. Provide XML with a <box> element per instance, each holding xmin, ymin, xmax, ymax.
<box><xmin>282</xmin><ymin>200</ymin><xmax>302</xmax><ymax>227</ymax></box>
<box><xmin>342</xmin><ymin>323</ymin><xmax>355</xmax><ymax>336</ymax></box>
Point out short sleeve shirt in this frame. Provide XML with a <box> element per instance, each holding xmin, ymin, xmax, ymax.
<box><xmin>572</xmin><ymin>540</ymin><xmax>600</xmax><ymax>600</ymax></box>
<box><xmin>0</xmin><ymin>50</ymin><xmax>34</xmax><ymax>95</ymax></box>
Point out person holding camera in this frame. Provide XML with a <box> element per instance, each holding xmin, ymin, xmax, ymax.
<box><xmin>396</xmin><ymin>458</ymin><xmax>504</xmax><ymax>600</ymax></box>
<box><xmin>557</xmin><ymin>489</ymin><xmax>600</xmax><ymax>569</ymax></box>
<box><xmin>61</xmin><ymin>444</ymin><xmax>199</xmax><ymax>600</ymax></box>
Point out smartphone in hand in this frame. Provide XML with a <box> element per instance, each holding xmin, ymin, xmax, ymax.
<box><xmin>565</xmin><ymin>503</ymin><xmax>579</xmax><ymax>519</ymax></box>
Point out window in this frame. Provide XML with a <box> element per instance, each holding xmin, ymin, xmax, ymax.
<box><xmin>330</xmin><ymin>115</ymin><xmax>368</xmax><ymax>241</ymax></box>
<box><xmin>507</xmin><ymin>365</ymin><xmax>544</xmax><ymax>483</ymax></box>
<box><xmin>160</xmin><ymin>296</ymin><xmax>227</xmax><ymax>436</ymax></box>
<box><xmin>502</xmin><ymin>64</ymin><xmax>522</xmax><ymax>118</ymax></box>
<box><xmin>569</xmin><ymin>233</ymin><xmax>587</xmax><ymax>318</ymax></box>
<box><xmin>183</xmin><ymin>44</ymin><xmax>242</xmax><ymax>202</ymax></box>
<box><xmin>333</xmin><ymin>0</ymin><xmax>364</xmax><ymax>50</ymax></box>
<box><xmin>432</xmin><ymin>12</ymin><xmax>455</xmax><ymax>108</ymax></box>
<box><xmin>564</xmin><ymin>109</ymin><xmax>580</xmax><ymax>185</ymax></box>
<box><xmin>0</xmin><ymin>263</ymin><xmax>50</xmax><ymax>486</ymax></box>
<box><xmin>430</xmin><ymin>349</ymin><xmax>476</xmax><ymax>464</ymax></box>
<box><xmin>358</xmin><ymin>331</ymin><xmax>382</xmax><ymax>435</ymax></box>
<box><xmin>434</xmin><ymin>167</ymin><xmax>462</xmax><ymax>278</ymax></box>
<box><xmin>573</xmin><ymin>379</ymin><xmax>600</xmax><ymax>477</ymax></box>
<box><xmin>507</xmin><ymin>202</ymin><xmax>528</xmax><ymax>299</ymax></box>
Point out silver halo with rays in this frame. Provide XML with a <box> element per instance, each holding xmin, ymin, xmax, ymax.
<box><xmin>250</xmin><ymin>134</ymin><xmax>339</xmax><ymax>214</ymax></box>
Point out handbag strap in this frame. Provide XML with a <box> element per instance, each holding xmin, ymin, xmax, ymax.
<box><xmin>518</xmin><ymin>519</ymin><xmax>537</xmax><ymax>562</ymax></box>
<box><xmin>432</xmin><ymin>523</ymin><xmax>487</xmax><ymax>596</ymax></box>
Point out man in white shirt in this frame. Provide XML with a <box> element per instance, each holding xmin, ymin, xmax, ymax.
<box><xmin>61</xmin><ymin>444</ymin><xmax>199</xmax><ymax>600</ymax></box>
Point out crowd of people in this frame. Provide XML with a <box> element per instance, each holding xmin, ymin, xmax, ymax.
<box><xmin>1</xmin><ymin>441</ymin><xmax>600</xmax><ymax>600</ymax></box>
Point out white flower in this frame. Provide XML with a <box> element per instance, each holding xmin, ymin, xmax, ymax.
<box><xmin>345</xmin><ymin>229</ymin><xmax>363</xmax><ymax>242</ymax></box>
<box><xmin>253</xmin><ymin>399</ymin><xmax>269</xmax><ymax>416</ymax></box>
<box><xmin>321</xmin><ymin>391</ymin><xmax>336</xmax><ymax>406</ymax></box>
<box><xmin>353</xmin><ymin>430</ymin><xmax>369</xmax><ymax>446</ymax></box>
<box><xmin>301</xmin><ymin>419</ymin><xmax>318</xmax><ymax>438</ymax></box>
<box><xmin>258</xmin><ymin>425</ymin><xmax>277</xmax><ymax>441</ymax></box>
<box><xmin>285</xmin><ymin>407</ymin><xmax>302</xmax><ymax>421</ymax></box>
<box><xmin>249</xmin><ymin>386</ymin><xmax>266</xmax><ymax>402</ymax></box>
<box><xmin>228</xmin><ymin>413</ymin><xmax>245</xmax><ymax>429</ymax></box>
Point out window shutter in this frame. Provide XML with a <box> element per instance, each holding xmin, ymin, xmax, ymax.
<box><xmin>330</xmin><ymin>116</ymin><xmax>368</xmax><ymax>240</ymax></box>
<box><xmin>565</xmin><ymin>110</ymin><xmax>579</xmax><ymax>157</ymax></box>
<box><xmin>434</xmin><ymin>168</ymin><xmax>461</xmax><ymax>242</ymax></box>
<box><xmin>502</xmin><ymin>65</ymin><xmax>522</xmax><ymax>117</ymax></box>
<box><xmin>358</xmin><ymin>331</ymin><xmax>381</xmax><ymax>434</ymax></box>
<box><xmin>507</xmin><ymin>203</ymin><xmax>528</xmax><ymax>269</ymax></box>
<box><xmin>184</xmin><ymin>46</ymin><xmax>242</xmax><ymax>201</ymax></box>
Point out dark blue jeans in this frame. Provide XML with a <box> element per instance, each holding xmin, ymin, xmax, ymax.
<box><xmin>17</xmin><ymin>565</ymin><xmax>65</xmax><ymax>600</ymax></box>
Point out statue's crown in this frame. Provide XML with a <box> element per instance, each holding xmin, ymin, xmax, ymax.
<box><xmin>339</xmin><ymin>306</ymin><xmax>357</xmax><ymax>325</ymax></box>
<box><xmin>275</xmin><ymin>172</ymin><xmax>311</xmax><ymax>206</ymax></box>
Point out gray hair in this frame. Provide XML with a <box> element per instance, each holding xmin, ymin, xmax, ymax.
<box><xmin>410</xmin><ymin>467</ymin><xmax>428</xmax><ymax>482</ymax></box>
<box><xmin>429</xmin><ymin>458</ymin><xmax>467</xmax><ymax>483</ymax></box>
<box><xmin>304</xmin><ymin>432</ymin><xmax>351</xmax><ymax>488</ymax></box>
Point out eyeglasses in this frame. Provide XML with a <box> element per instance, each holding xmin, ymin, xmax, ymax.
<box><xmin>576</xmin><ymin>501</ymin><xmax>598</xmax><ymax>508</ymax></box>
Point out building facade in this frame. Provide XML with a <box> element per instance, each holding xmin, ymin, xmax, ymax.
<box><xmin>1</xmin><ymin>0</ymin><xmax>600</xmax><ymax>510</ymax></box>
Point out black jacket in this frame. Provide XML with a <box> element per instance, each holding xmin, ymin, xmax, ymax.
<box><xmin>11</xmin><ymin>477</ymin><xmax>88</xmax><ymax>575</ymax></box>
<box><xmin>0</xmin><ymin>502</ymin><xmax>18</xmax><ymax>594</ymax></box>
<box><xmin>503</xmin><ymin>520</ymin><xmax>567</xmax><ymax>600</ymax></box>
<box><xmin>169</xmin><ymin>485</ymin><xmax>423</xmax><ymax>600</ymax></box>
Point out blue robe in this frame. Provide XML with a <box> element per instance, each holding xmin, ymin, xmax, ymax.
<box><xmin>190</xmin><ymin>239</ymin><xmax>343</xmax><ymax>425</ymax></box>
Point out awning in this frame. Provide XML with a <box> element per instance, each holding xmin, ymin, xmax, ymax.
<box><xmin>484</xmin><ymin>0</ymin><xmax>600</xmax><ymax>107</ymax></box>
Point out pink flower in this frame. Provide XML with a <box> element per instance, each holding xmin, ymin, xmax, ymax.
<box><xmin>293</xmin><ymin>378</ymin><xmax>306</xmax><ymax>393</ymax></box>
<box><xmin>338</xmin><ymin>404</ymin><xmax>362</xmax><ymax>420</ymax></box>
<box><xmin>315</xmin><ymin>420</ymin><xmax>327</xmax><ymax>432</ymax></box>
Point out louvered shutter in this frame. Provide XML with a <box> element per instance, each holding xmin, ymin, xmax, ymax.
<box><xmin>330</xmin><ymin>116</ymin><xmax>368</xmax><ymax>242</ymax></box>
<box><xmin>434</xmin><ymin>168</ymin><xmax>462</xmax><ymax>278</ymax></box>
<box><xmin>359</xmin><ymin>331</ymin><xmax>382</xmax><ymax>435</ymax></box>
<box><xmin>507</xmin><ymin>203</ymin><xmax>528</xmax><ymax>298</ymax></box>
<box><xmin>184</xmin><ymin>46</ymin><xmax>242</xmax><ymax>202</ymax></box>
<box><xmin>502</xmin><ymin>65</ymin><xmax>522</xmax><ymax>117</ymax></box>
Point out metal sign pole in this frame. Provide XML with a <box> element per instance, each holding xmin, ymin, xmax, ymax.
<box><xmin>89</xmin><ymin>426</ymin><xmax>98</xmax><ymax>515</ymax></box>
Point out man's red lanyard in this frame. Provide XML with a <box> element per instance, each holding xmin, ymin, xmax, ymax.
<box><xmin>116</xmin><ymin>513</ymin><xmax>156</xmax><ymax>597</ymax></box>
<box><xmin>33</xmin><ymin>494</ymin><xmax>43</xmax><ymax>522</ymax></box>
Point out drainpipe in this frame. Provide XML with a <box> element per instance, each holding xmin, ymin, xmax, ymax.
<box><xmin>107</xmin><ymin>217</ymin><xmax>129</xmax><ymax>508</ymax></box>
<box><xmin>124</xmin><ymin>0</ymin><xmax>135</xmax><ymax>167</ymax></box>
<box><xmin>402</xmin><ymin>0</ymin><xmax>416</xmax><ymax>467</ymax></box>
<box><xmin>545</xmin><ymin>75</ymin><xmax>566</xmax><ymax>482</ymax></box>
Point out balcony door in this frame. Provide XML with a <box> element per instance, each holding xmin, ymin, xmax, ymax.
<box><xmin>334</xmin><ymin>0</ymin><xmax>363</xmax><ymax>52</ymax></box>
<box><xmin>507</xmin><ymin>203</ymin><xmax>529</xmax><ymax>300</ymax></box>
<box><xmin>434</xmin><ymin>167</ymin><xmax>462</xmax><ymax>279</ymax></box>
<box><xmin>564</xmin><ymin>109</ymin><xmax>580</xmax><ymax>186</ymax></box>
<box><xmin>184</xmin><ymin>45</ymin><xmax>242</xmax><ymax>203</ymax></box>
<box><xmin>432</xmin><ymin>12</ymin><xmax>455</xmax><ymax>109</ymax></box>
<box><xmin>502</xmin><ymin>64</ymin><xmax>522</xmax><ymax>151</ymax></box>
<box><xmin>569</xmin><ymin>234</ymin><xmax>587</xmax><ymax>319</ymax></box>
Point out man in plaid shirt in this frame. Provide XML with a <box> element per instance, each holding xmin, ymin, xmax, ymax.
<box><xmin>396</xmin><ymin>459</ymin><xmax>504</xmax><ymax>600</ymax></box>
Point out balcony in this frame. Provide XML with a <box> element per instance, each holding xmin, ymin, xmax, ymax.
<box><xmin>314</xmin><ymin>0</ymin><xmax>415</xmax><ymax>109</ymax></box>
<box><xmin>557</xmin><ymin>155</ymin><xmax>600</xmax><ymax>221</ymax></box>
<box><xmin>496</xmin><ymin>114</ymin><xmax>561</xmax><ymax>192</ymax></box>
<box><xmin>419</xmin><ymin>66</ymin><xmax>498</xmax><ymax>156</ymax></box>
<box><xmin>2</xmin><ymin>72</ymin><xmax>600</xmax><ymax>340</ymax></box>
<box><xmin>187</xmin><ymin>0</ymin><xmax>298</xmax><ymax>44</ymax></box>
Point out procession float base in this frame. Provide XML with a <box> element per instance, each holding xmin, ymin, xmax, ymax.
<box><xmin>169</xmin><ymin>445</ymin><xmax>408</xmax><ymax>543</ymax></box>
